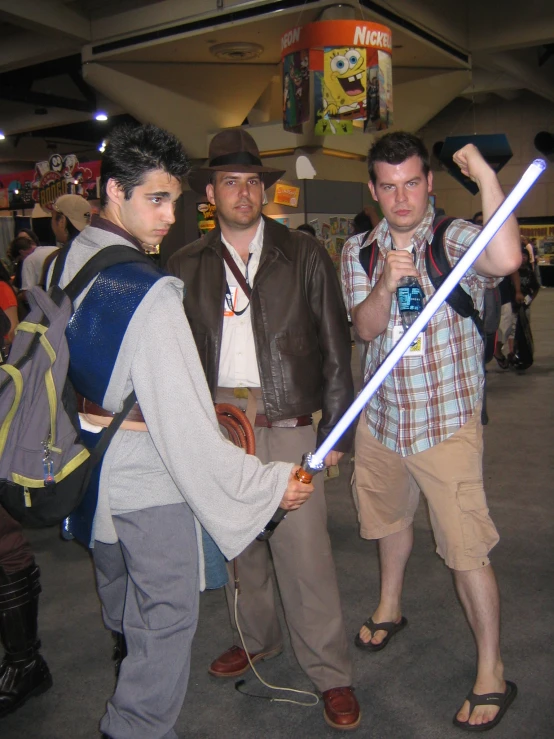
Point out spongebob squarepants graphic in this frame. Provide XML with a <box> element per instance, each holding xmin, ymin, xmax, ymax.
<box><xmin>321</xmin><ymin>47</ymin><xmax>367</xmax><ymax>121</ymax></box>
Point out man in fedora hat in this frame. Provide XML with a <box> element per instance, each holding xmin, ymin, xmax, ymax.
<box><xmin>167</xmin><ymin>128</ymin><xmax>360</xmax><ymax>730</ymax></box>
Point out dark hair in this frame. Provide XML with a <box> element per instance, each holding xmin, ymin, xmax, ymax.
<box><xmin>100</xmin><ymin>123</ymin><xmax>190</xmax><ymax>207</ymax></box>
<box><xmin>353</xmin><ymin>211</ymin><xmax>373</xmax><ymax>235</ymax></box>
<box><xmin>52</xmin><ymin>210</ymin><xmax>80</xmax><ymax>243</ymax></box>
<box><xmin>367</xmin><ymin>132</ymin><xmax>430</xmax><ymax>184</ymax></box>
<box><xmin>0</xmin><ymin>260</ymin><xmax>12</xmax><ymax>285</ymax></box>
<box><xmin>297</xmin><ymin>223</ymin><xmax>316</xmax><ymax>237</ymax></box>
<box><xmin>17</xmin><ymin>228</ymin><xmax>40</xmax><ymax>246</ymax></box>
<box><xmin>472</xmin><ymin>211</ymin><xmax>483</xmax><ymax>225</ymax></box>
<box><xmin>8</xmin><ymin>236</ymin><xmax>35</xmax><ymax>262</ymax></box>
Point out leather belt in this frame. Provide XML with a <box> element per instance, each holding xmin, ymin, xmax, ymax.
<box><xmin>254</xmin><ymin>414</ymin><xmax>311</xmax><ymax>428</ymax></box>
<box><xmin>76</xmin><ymin>394</ymin><xmax>145</xmax><ymax>424</ymax></box>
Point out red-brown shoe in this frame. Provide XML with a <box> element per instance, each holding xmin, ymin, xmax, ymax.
<box><xmin>208</xmin><ymin>645</ymin><xmax>282</xmax><ymax>678</ymax></box>
<box><xmin>322</xmin><ymin>686</ymin><xmax>361</xmax><ymax>730</ymax></box>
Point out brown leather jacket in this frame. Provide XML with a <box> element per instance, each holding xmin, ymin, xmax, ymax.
<box><xmin>167</xmin><ymin>216</ymin><xmax>354</xmax><ymax>452</ymax></box>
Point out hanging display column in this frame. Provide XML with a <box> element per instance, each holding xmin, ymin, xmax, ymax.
<box><xmin>281</xmin><ymin>20</ymin><xmax>393</xmax><ymax>136</ymax></box>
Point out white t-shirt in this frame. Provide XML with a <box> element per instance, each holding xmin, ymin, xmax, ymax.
<box><xmin>21</xmin><ymin>246</ymin><xmax>59</xmax><ymax>289</ymax></box>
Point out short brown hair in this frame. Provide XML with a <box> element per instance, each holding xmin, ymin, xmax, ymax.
<box><xmin>368</xmin><ymin>132</ymin><xmax>430</xmax><ymax>184</ymax></box>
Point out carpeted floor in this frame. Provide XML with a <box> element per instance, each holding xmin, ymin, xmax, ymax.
<box><xmin>2</xmin><ymin>291</ymin><xmax>553</xmax><ymax>739</ymax></box>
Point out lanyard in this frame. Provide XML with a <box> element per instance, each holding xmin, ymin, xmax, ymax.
<box><xmin>224</xmin><ymin>252</ymin><xmax>252</xmax><ymax>316</ymax></box>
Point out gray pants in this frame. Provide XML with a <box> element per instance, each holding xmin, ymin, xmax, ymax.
<box><xmin>94</xmin><ymin>503</ymin><xmax>199</xmax><ymax>739</ymax></box>
<box><xmin>223</xmin><ymin>422</ymin><xmax>352</xmax><ymax>692</ymax></box>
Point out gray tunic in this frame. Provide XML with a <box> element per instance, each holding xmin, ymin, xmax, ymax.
<box><xmin>55</xmin><ymin>224</ymin><xmax>291</xmax><ymax>570</ymax></box>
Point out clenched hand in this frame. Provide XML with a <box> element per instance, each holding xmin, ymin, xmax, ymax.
<box><xmin>279</xmin><ymin>465</ymin><xmax>314</xmax><ymax>510</ymax></box>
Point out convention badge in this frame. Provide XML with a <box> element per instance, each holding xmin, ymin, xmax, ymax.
<box><xmin>392</xmin><ymin>325</ymin><xmax>425</xmax><ymax>357</ymax></box>
<box><xmin>223</xmin><ymin>285</ymin><xmax>239</xmax><ymax>317</ymax></box>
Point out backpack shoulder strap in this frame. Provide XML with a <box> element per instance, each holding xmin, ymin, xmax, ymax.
<box><xmin>359</xmin><ymin>231</ymin><xmax>379</xmax><ymax>281</ymax></box>
<box><xmin>426</xmin><ymin>216</ymin><xmax>455</xmax><ymax>282</ymax></box>
<box><xmin>425</xmin><ymin>215</ymin><xmax>485</xmax><ymax>340</ymax></box>
<box><xmin>63</xmin><ymin>245</ymin><xmax>156</xmax><ymax>303</ymax></box>
<box><xmin>49</xmin><ymin>243</ymin><xmax>71</xmax><ymax>288</ymax></box>
<box><xmin>87</xmin><ymin>390</ymin><xmax>138</xmax><ymax>464</ymax></box>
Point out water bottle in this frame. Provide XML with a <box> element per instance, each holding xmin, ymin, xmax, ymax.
<box><xmin>396</xmin><ymin>276</ymin><xmax>424</xmax><ymax>331</ymax></box>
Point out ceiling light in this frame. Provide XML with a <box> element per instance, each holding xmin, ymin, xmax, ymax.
<box><xmin>98</xmin><ymin>140</ymin><xmax>107</xmax><ymax>153</ymax></box>
<box><xmin>209</xmin><ymin>42</ymin><xmax>264</xmax><ymax>61</ymax></box>
<box><xmin>0</xmin><ymin>132</ymin><xmax>5</xmax><ymax>140</ymax></box>
<box><xmin>95</xmin><ymin>112</ymin><xmax>108</xmax><ymax>121</ymax></box>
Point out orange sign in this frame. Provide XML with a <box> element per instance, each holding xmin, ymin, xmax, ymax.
<box><xmin>273</xmin><ymin>183</ymin><xmax>300</xmax><ymax>207</ymax></box>
<box><xmin>281</xmin><ymin>20</ymin><xmax>392</xmax><ymax>59</ymax></box>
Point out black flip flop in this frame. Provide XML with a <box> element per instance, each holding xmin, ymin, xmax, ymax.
<box><xmin>453</xmin><ymin>680</ymin><xmax>517</xmax><ymax>732</ymax></box>
<box><xmin>354</xmin><ymin>616</ymin><xmax>408</xmax><ymax>652</ymax></box>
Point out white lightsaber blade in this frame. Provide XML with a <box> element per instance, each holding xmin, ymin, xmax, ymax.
<box><xmin>311</xmin><ymin>158</ymin><xmax>547</xmax><ymax>467</ymax></box>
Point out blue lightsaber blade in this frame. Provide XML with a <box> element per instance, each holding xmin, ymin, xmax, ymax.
<box><xmin>257</xmin><ymin>158</ymin><xmax>546</xmax><ymax>541</ymax></box>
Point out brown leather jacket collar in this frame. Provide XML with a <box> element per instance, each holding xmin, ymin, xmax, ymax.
<box><xmin>185</xmin><ymin>215</ymin><xmax>293</xmax><ymax>264</ymax></box>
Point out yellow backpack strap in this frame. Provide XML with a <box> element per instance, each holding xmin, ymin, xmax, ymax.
<box><xmin>0</xmin><ymin>364</ymin><xmax>23</xmax><ymax>457</ymax></box>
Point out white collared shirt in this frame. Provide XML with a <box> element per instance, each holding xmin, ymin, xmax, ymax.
<box><xmin>218</xmin><ymin>219</ymin><xmax>264</xmax><ymax>387</ymax></box>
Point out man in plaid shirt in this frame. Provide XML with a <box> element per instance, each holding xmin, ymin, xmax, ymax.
<box><xmin>341</xmin><ymin>132</ymin><xmax>521</xmax><ymax>732</ymax></box>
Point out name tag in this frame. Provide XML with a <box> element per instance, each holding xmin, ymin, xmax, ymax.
<box><xmin>223</xmin><ymin>286</ymin><xmax>239</xmax><ymax>317</ymax></box>
<box><xmin>392</xmin><ymin>325</ymin><xmax>426</xmax><ymax>357</ymax></box>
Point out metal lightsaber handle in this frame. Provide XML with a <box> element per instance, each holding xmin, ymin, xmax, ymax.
<box><xmin>256</xmin><ymin>453</ymin><xmax>325</xmax><ymax>541</ymax></box>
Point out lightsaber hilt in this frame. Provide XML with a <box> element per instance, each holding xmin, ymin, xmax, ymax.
<box><xmin>256</xmin><ymin>452</ymin><xmax>324</xmax><ymax>541</ymax></box>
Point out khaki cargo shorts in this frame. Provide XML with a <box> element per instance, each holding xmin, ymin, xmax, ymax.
<box><xmin>353</xmin><ymin>412</ymin><xmax>499</xmax><ymax>571</ymax></box>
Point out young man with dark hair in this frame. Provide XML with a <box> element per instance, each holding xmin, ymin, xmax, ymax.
<box><xmin>51</xmin><ymin>123</ymin><xmax>313</xmax><ymax>739</ymax></box>
<box><xmin>168</xmin><ymin>128</ymin><xmax>359</xmax><ymax>731</ymax></box>
<box><xmin>342</xmin><ymin>131</ymin><xmax>521</xmax><ymax>732</ymax></box>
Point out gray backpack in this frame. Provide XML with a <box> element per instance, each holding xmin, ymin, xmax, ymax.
<box><xmin>0</xmin><ymin>244</ymin><xmax>152</xmax><ymax>527</ymax></box>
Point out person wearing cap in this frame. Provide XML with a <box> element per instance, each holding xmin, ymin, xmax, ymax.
<box><xmin>20</xmin><ymin>194</ymin><xmax>91</xmax><ymax>291</ymax></box>
<box><xmin>51</xmin><ymin>193</ymin><xmax>91</xmax><ymax>246</ymax></box>
<box><xmin>167</xmin><ymin>128</ymin><xmax>360</xmax><ymax>730</ymax></box>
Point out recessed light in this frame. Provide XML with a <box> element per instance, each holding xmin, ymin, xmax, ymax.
<box><xmin>0</xmin><ymin>132</ymin><xmax>5</xmax><ymax>140</ymax></box>
<box><xmin>209</xmin><ymin>42</ymin><xmax>264</xmax><ymax>61</ymax></box>
<box><xmin>95</xmin><ymin>112</ymin><xmax>108</xmax><ymax>121</ymax></box>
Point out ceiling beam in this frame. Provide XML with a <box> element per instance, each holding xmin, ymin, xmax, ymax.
<box><xmin>0</xmin><ymin>85</ymin><xmax>96</xmax><ymax>112</ymax></box>
<box><xmin>474</xmin><ymin>52</ymin><xmax>554</xmax><ymax>104</ymax></box>
<box><xmin>0</xmin><ymin>0</ymin><xmax>91</xmax><ymax>43</ymax></box>
<box><xmin>469</xmin><ymin>2</ymin><xmax>554</xmax><ymax>53</ymax></box>
<box><xmin>0</xmin><ymin>32</ymin><xmax>79</xmax><ymax>73</ymax></box>
<box><xmin>0</xmin><ymin>54</ymin><xmax>83</xmax><ymax>84</ymax></box>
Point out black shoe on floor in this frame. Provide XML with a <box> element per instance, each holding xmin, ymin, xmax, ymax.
<box><xmin>0</xmin><ymin>653</ymin><xmax>52</xmax><ymax>717</ymax></box>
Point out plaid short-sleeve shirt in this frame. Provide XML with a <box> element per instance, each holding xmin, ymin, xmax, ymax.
<box><xmin>341</xmin><ymin>205</ymin><xmax>497</xmax><ymax>456</ymax></box>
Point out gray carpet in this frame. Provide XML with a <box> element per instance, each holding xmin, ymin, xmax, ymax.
<box><xmin>2</xmin><ymin>291</ymin><xmax>553</xmax><ymax>738</ymax></box>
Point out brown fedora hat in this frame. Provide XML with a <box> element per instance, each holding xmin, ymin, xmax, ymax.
<box><xmin>188</xmin><ymin>128</ymin><xmax>285</xmax><ymax>194</ymax></box>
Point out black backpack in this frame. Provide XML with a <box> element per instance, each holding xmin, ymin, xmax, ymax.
<box><xmin>359</xmin><ymin>216</ymin><xmax>501</xmax><ymax>353</ymax></box>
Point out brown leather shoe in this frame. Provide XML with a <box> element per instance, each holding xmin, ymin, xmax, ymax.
<box><xmin>208</xmin><ymin>644</ymin><xmax>282</xmax><ymax>678</ymax></box>
<box><xmin>322</xmin><ymin>686</ymin><xmax>361</xmax><ymax>730</ymax></box>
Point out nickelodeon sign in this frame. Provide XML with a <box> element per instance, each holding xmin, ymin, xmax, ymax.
<box><xmin>280</xmin><ymin>19</ymin><xmax>392</xmax><ymax>58</ymax></box>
